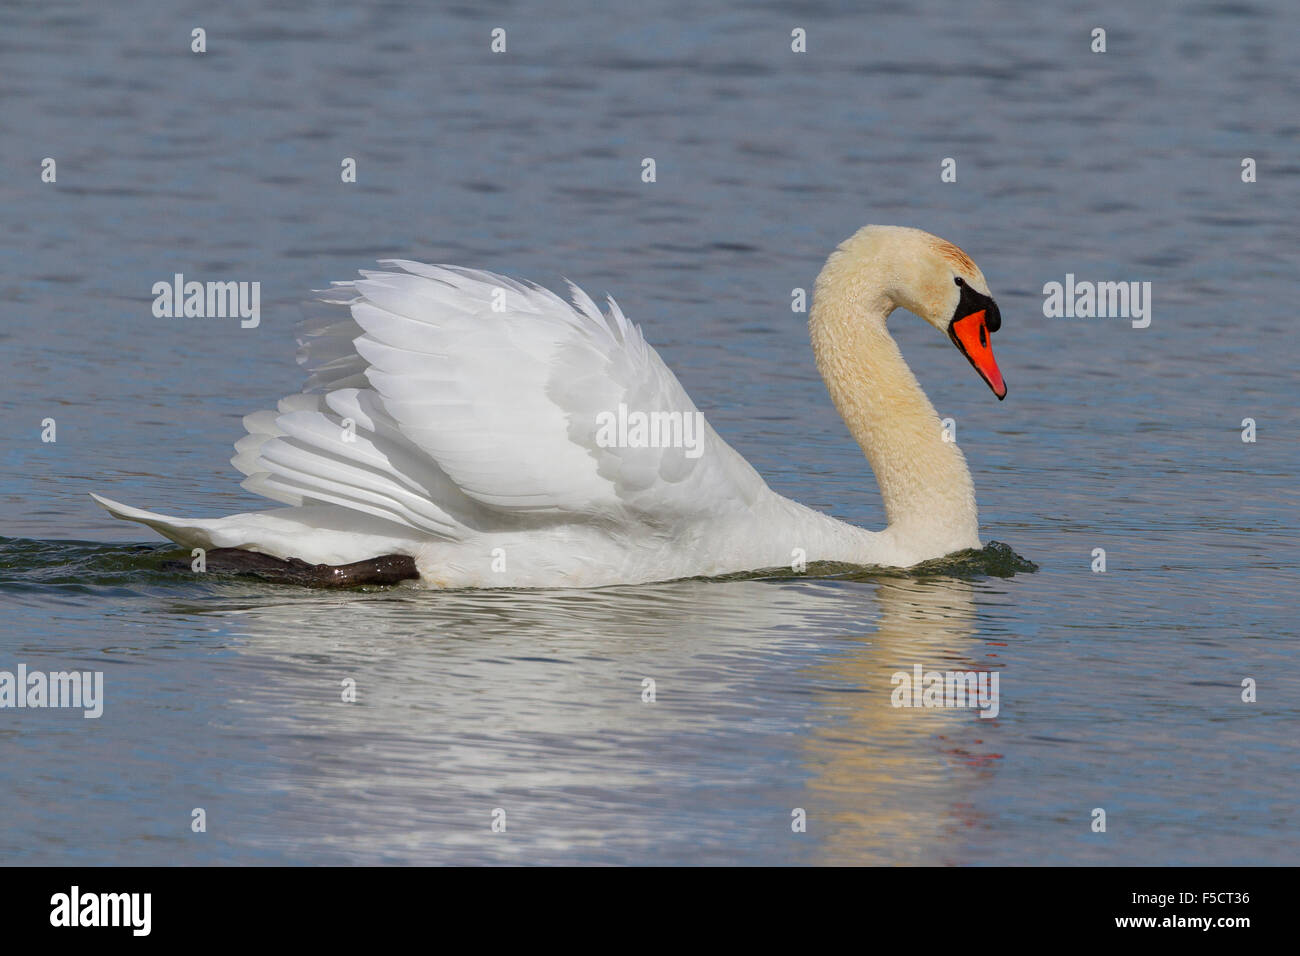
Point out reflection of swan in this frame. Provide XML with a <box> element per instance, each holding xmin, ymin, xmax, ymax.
<box><xmin>799</xmin><ymin>577</ymin><xmax>999</xmax><ymax>865</ymax></box>
<box><xmin>92</xmin><ymin>225</ymin><xmax>1008</xmax><ymax>588</ymax></box>
<box><xmin>181</xmin><ymin>575</ymin><xmax>995</xmax><ymax>864</ymax></box>
<box><xmin>180</xmin><ymin>577</ymin><xmax>887</xmax><ymax>864</ymax></box>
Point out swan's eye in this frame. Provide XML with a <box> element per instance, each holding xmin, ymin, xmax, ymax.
<box><xmin>954</xmin><ymin>276</ymin><xmax>965</xmax><ymax>287</ymax></box>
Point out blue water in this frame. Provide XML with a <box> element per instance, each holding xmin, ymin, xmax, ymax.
<box><xmin>0</xmin><ymin>0</ymin><xmax>1296</xmax><ymax>864</ymax></box>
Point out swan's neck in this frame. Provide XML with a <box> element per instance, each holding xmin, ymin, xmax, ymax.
<box><xmin>809</xmin><ymin>270</ymin><xmax>979</xmax><ymax>548</ymax></box>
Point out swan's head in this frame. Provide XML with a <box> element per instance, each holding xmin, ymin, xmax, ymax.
<box><xmin>828</xmin><ymin>225</ymin><xmax>1007</xmax><ymax>399</ymax></box>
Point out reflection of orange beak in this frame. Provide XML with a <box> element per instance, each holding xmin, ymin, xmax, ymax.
<box><xmin>948</xmin><ymin>310</ymin><xmax>1006</xmax><ymax>400</ymax></box>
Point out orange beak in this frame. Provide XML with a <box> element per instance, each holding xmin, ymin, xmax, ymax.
<box><xmin>948</xmin><ymin>309</ymin><xmax>1006</xmax><ymax>400</ymax></box>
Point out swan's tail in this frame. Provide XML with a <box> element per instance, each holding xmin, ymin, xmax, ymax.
<box><xmin>88</xmin><ymin>493</ymin><xmax>428</xmax><ymax>566</ymax></box>
<box><xmin>89</xmin><ymin>493</ymin><xmax>223</xmax><ymax>550</ymax></box>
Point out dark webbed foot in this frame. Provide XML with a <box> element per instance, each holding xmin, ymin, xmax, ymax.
<box><xmin>167</xmin><ymin>549</ymin><xmax>419</xmax><ymax>587</ymax></box>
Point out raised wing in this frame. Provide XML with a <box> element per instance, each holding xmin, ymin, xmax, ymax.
<box><xmin>234</xmin><ymin>262</ymin><xmax>769</xmax><ymax>539</ymax></box>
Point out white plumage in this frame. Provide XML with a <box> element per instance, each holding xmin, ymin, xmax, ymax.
<box><xmin>94</xmin><ymin>226</ymin><xmax>1005</xmax><ymax>587</ymax></box>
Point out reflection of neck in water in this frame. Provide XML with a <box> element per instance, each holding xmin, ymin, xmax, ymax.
<box><xmin>801</xmin><ymin>577</ymin><xmax>1001</xmax><ymax>865</ymax></box>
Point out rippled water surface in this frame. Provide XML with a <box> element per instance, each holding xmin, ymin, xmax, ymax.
<box><xmin>1</xmin><ymin>0</ymin><xmax>1297</xmax><ymax>864</ymax></box>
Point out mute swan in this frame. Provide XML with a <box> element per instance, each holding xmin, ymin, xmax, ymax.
<box><xmin>92</xmin><ymin>225</ymin><xmax>1008</xmax><ymax>588</ymax></box>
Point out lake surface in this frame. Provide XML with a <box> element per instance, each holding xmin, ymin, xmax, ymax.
<box><xmin>1</xmin><ymin>0</ymin><xmax>1296</xmax><ymax>865</ymax></box>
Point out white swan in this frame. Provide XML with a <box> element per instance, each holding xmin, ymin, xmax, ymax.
<box><xmin>92</xmin><ymin>225</ymin><xmax>1008</xmax><ymax>588</ymax></box>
